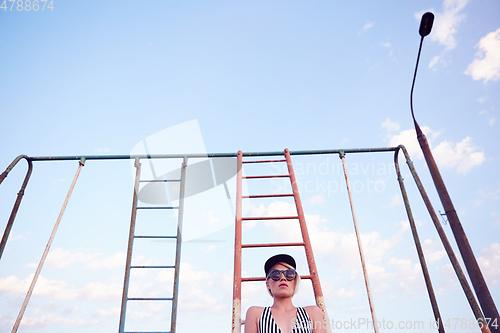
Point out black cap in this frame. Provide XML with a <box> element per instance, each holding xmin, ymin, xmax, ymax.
<box><xmin>264</xmin><ymin>254</ymin><xmax>296</xmax><ymax>276</ymax></box>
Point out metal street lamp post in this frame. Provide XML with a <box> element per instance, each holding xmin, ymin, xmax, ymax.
<box><xmin>411</xmin><ymin>12</ymin><xmax>499</xmax><ymax>333</ymax></box>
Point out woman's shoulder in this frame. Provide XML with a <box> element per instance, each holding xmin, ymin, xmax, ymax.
<box><xmin>246</xmin><ymin>306</ymin><xmax>265</xmax><ymax>315</ymax></box>
<box><xmin>301</xmin><ymin>305</ymin><xmax>323</xmax><ymax>319</ymax></box>
<box><xmin>244</xmin><ymin>306</ymin><xmax>265</xmax><ymax>329</ymax></box>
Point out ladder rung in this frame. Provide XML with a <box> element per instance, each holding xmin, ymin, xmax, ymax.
<box><xmin>242</xmin><ymin>216</ymin><xmax>298</xmax><ymax>221</ymax></box>
<box><xmin>243</xmin><ymin>175</ymin><xmax>290</xmax><ymax>179</ymax></box>
<box><xmin>131</xmin><ymin>265</ymin><xmax>175</xmax><ymax>269</ymax></box>
<box><xmin>242</xmin><ymin>242</ymin><xmax>305</xmax><ymax>248</ymax></box>
<box><xmin>140</xmin><ymin>179</ymin><xmax>180</xmax><ymax>182</ymax></box>
<box><xmin>128</xmin><ymin>297</ymin><xmax>173</xmax><ymax>301</ymax></box>
<box><xmin>242</xmin><ymin>274</ymin><xmax>312</xmax><ymax>282</ymax></box>
<box><xmin>134</xmin><ymin>236</ymin><xmax>177</xmax><ymax>239</ymax></box>
<box><xmin>243</xmin><ymin>194</ymin><xmax>294</xmax><ymax>199</ymax></box>
<box><xmin>137</xmin><ymin>206</ymin><xmax>179</xmax><ymax>210</ymax></box>
<box><xmin>242</xmin><ymin>159</ymin><xmax>286</xmax><ymax>164</ymax></box>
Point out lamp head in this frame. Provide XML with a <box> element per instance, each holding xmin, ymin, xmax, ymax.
<box><xmin>419</xmin><ymin>12</ymin><xmax>434</xmax><ymax>37</ymax></box>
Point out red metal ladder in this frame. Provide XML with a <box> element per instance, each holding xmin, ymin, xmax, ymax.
<box><xmin>231</xmin><ymin>148</ymin><xmax>330</xmax><ymax>332</ymax></box>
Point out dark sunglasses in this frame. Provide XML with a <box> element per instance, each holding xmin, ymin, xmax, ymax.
<box><xmin>267</xmin><ymin>269</ymin><xmax>296</xmax><ymax>281</ymax></box>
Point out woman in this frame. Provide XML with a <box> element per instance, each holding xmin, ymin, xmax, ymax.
<box><xmin>244</xmin><ymin>254</ymin><xmax>326</xmax><ymax>333</ymax></box>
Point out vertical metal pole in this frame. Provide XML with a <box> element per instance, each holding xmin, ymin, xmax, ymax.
<box><xmin>170</xmin><ymin>157</ymin><xmax>187</xmax><ymax>333</ymax></box>
<box><xmin>118</xmin><ymin>158</ymin><xmax>141</xmax><ymax>333</ymax></box>
<box><xmin>339</xmin><ymin>151</ymin><xmax>379</xmax><ymax>333</ymax></box>
<box><xmin>394</xmin><ymin>149</ymin><xmax>445</xmax><ymax>333</ymax></box>
<box><xmin>11</xmin><ymin>158</ymin><xmax>85</xmax><ymax>333</ymax></box>
<box><xmin>400</xmin><ymin>146</ymin><xmax>491</xmax><ymax>333</ymax></box>
<box><xmin>0</xmin><ymin>156</ymin><xmax>33</xmax><ymax>260</ymax></box>
<box><xmin>232</xmin><ymin>151</ymin><xmax>243</xmax><ymax>333</ymax></box>
<box><xmin>285</xmin><ymin>148</ymin><xmax>331</xmax><ymax>333</ymax></box>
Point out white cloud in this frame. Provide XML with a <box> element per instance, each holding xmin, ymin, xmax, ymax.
<box><xmin>478</xmin><ymin>243</ymin><xmax>500</xmax><ymax>286</ymax></box>
<box><xmin>388</xmin><ymin>127</ymin><xmax>485</xmax><ymax>174</ymax></box>
<box><xmin>388</xmin><ymin>258</ymin><xmax>423</xmax><ymax>292</ymax></box>
<box><xmin>430</xmin><ymin>0</ymin><xmax>468</xmax><ymax>49</ymax></box>
<box><xmin>491</xmin><ymin>212</ymin><xmax>500</xmax><ymax>226</ymax></box>
<box><xmin>0</xmin><ymin>274</ymin><xmax>122</xmax><ymax>301</ymax></box>
<box><xmin>254</xmin><ymin>201</ymin><xmax>406</xmax><ymax>268</ymax></box>
<box><xmin>489</xmin><ymin>118</ymin><xmax>496</xmax><ymax>126</ymax></box>
<box><xmin>93</xmin><ymin>147</ymin><xmax>110</xmax><ymax>153</ymax></box>
<box><xmin>416</xmin><ymin>0</ymin><xmax>469</xmax><ymax>68</ymax></box>
<box><xmin>132</xmin><ymin>304</ymin><xmax>168</xmax><ymax>322</ymax></box>
<box><xmin>381</xmin><ymin>118</ymin><xmax>400</xmax><ymax>132</ymax></box>
<box><xmin>93</xmin><ymin>307</ymin><xmax>120</xmax><ymax>319</ymax></box>
<box><xmin>20</xmin><ymin>313</ymin><xmax>89</xmax><ymax>328</ymax></box>
<box><xmin>465</xmin><ymin>28</ymin><xmax>500</xmax><ymax>82</ymax></box>
<box><xmin>358</xmin><ymin>21</ymin><xmax>375</xmax><ymax>35</ymax></box>
<box><xmin>180</xmin><ymin>287</ymin><xmax>225</xmax><ymax>313</ymax></box>
<box><xmin>5</xmin><ymin>231</ymin><xmax>31</xmax><ymax>243</ymax></box>
<box><xmin>0</xmin><ymin>274</ymin><xmax>79</xmax><ymax>300</ymax></box>
<box><xmin>202</xmin><ymin>245</ymin><xmax>217</xmax><ymax>253</ymax></box>
<box><xmin>308</xmin><ymin>194</ymin><xmax>326</xmax><ymax>205</ymax></box>
<box><xmin>80</xmin><ymin>281</ymin><xmax>122</xmax><ymax>301</ymax></box>
<box><xmin>388</xmin><ymin>126</ymin><xmax>440</xmax><ymax>160</ymax></box>
<box><xmin>27</xmin><ymin>248</ymin><xmax>126</xmax><ymax>271</ymax></box>
<box><xmin>379</xmin><ymin>41</ymin><xmax>394</xmax><ymax>57</ymax></box>
<box><xmin>429</xmin><ymin>55</ymin><xmax>441</xmax><ymax>69</ymax></box>
<box><xmin>319</xmin><ymin>278</ymin><xmax>357</xmax><ymax>300</ymax></box>
<box><xmin>422</xmin><ymin>238</ymin><xmax>447</xmax><ymax>263</ymax></box>
<box><xmin>389</xmin><ymin>194</ymin><xmax>402</xmax><ymax>207</ymax></box>
<box><xmin>432</xmin><ymin>136</ymin><xmax>485</xmax><ymax>174</ymax></box>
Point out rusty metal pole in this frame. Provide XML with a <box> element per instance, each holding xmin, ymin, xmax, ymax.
<box><xmin>411</xmin><ymin>13</ymin><xmax>499</xmax><ymax>331</ymax></box>
<box><xmin>339</xmin><ymin>151</ymin><xmax>379</xmax><ymax>333</ymax></box>
<box><xmin>401</xmin><ymin>146</ymin><xmax>491</xmax><ymax>333</ymax></box>
<box><xmin>394</xmin><ymin>148</ymin><xmax>445</xmax><ymax>333</ymax></box>
<box><xmin>0</xmin><ymin>155</ymin><xmax>33</xmax><ymax>260</ymax></box>
<box><xmin>232</xmin><ymin>151</ymin><xmax>243</xmax><ymax>333</ymax></box>
<box><xmin>285</xmin><ymin>148</ymin><xmax>331</xmax><ymax>333</ymax></box>
<box><xmin>11</xmin><ymin>158</ymin><xmax>85</xmax><ymax>333</ymax></box>
<box><xmin>118</xmin><ymin>158</ymin><xmax>141</xmax><ymax>333</ymax></box>
<box><xmin>170</xmin><ymin>157</ymin><xmax>187</xmax><ymax>333</ymax></box>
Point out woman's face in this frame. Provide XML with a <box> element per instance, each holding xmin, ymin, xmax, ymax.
<box><xmin>266</xmin><ymin>263</ymin><xmax>297</xmax><ymax>298</ymax></box>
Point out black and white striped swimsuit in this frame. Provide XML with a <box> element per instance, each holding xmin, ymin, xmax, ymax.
<box><xmin>258</xmin><ymin>306</ymin><xmax>313</xmax><ymax>333</ymax></box>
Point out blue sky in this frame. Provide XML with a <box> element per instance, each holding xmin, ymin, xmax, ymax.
<box><xmin>1</xmin><ymin>0</ymin><xmax>499</xmax><ymax>332</ymax></box>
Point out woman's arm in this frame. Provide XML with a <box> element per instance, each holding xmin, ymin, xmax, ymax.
<box><xmin>244</xmin><ymin>306</ymin><xmax>263</xmax><ymax>333</ymax></box>
<box><xmin>304</xmin><ymin>306</ymin><xmax>327</xmax><ymax>333</ymax></box>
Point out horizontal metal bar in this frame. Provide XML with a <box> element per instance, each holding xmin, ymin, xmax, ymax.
<box><xmin>243</xmin><ymin>175</ymin><xmax>290</xmax><ymax>179</ymax></box>
<box><xmin>242</xmin><ymin>275</ymin><xmax>312</xmax><ymax>282</ymax></box>
<box><xmin>242</xmin><ymin>242</ymin><xmax>305</xmax><ymax>248</ymax></box>
<box><xmin>123</xmin><ymin>331</ymin><xmax>170</xmax><ymax>333</ymax></box>
<box><xmin>134</xmin><ymin>236</ymin><xmax>177</xmax><ymax>239</ymax></box>
<box><xmin>130</xmin><ymin>265</ymin><xmax>175</xmax><ymax>269</ymax></box>
<box><xmin>140</xmin><ymin>179</ymin><xmax>180</xmax><ymax>183</ymax></box>
<box><xmin>243</xmin><ymin>194</ymin><xmax>293</xmax><ymax>198</ymax></box>
<box><xmin>127</xmin><ymin>297</ymin><xmax>173</xmax><ymax>301</ymax></box>
<box><xmin>125</xmin><ymin>331</ymin><xmax>170</xmax><ymax>333</ymax></box>
<box><xmin>137</xmin><ymin>207</ymin><xmax>178</xmax><ymax>210</ymax></box>
<box><xmin>242</xmin><ymin>216</ymin><xmax>298</xmax><ymax>221</ymax></box>
<box><xmin>25</xmin><ymin>147</ymin><xmax>400</xmax><ymax>162</ymax></box>
<box><xmin>242</xmin><ymin>159</ymin><xmax>286</xmax><ymax>164</ymax></box>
